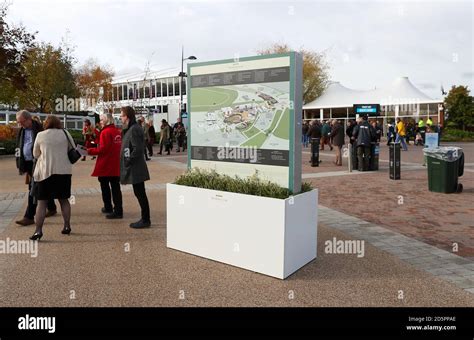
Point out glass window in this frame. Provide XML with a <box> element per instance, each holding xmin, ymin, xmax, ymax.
<box><xmin>174</xmin><ymin>77</ymin><xmax>180</xmax><ymax>96</ymax></box>
<box><xmin>113</xmin><ymin>86</ymin><xmax>118</xmax><ymax>101</ymax></box>
<box><xmin>151</xmin><ymin>82</ymin><xmax>156</xmax><ymax>98</ymax></box>
<box><xmin>168</xmin><ymin>79</ymin><xmax>173</xmax><ymax>97</ymax></box>
<box><xmin>139</xmin><ymin>84</ymin><xmax>144</xmax><ymax>98</ymax></box>
<box><xmin>181</xmin><ymin>78</ymin><xmax>186</xmax><ymax>96</ymax></box>
<box><xmin>118</xmin><ymin>85</ymin><xmax>123</xmax><ymax>101</ymax></box>
<box><xmin>123</xmin><ymin>85</ymin><xmax>128</xmax><ymax>100</ymax></box>
<box><xmin>145</xmin><ymin>86</ymin><xmax>150</xmax><ymax>98</ymax></box>
<box><xmin>162</xmin><ymin>79</ymin><xmax>168</xmax><ymax>96</ymax></box>
<box><xmin>162</xmin><ymin>105</ymin><xmax>168</xmax><ymax>113</ymax></box>
<box><xmin>129</xmin><ymin>87</ymin><xmax>133</xmax><ymax>100</ymax></box>
<box><xmin>156</xmin><ymin>81</ymin><xmax>162</xmax><ymax>97</ymax></box>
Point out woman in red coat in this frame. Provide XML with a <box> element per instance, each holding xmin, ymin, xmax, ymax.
<box><xmin>87</xmin><ymin>113</ymin><xmax>123</xmax><ymax>219</ymax></box>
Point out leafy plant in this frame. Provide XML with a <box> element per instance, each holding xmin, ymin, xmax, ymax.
<box><xmin>174</xmin><ymin>169</ymin><xmax>312</xmax><ymax>199</ymax></box>
<box><xmin>0</xmin><ymin>125</ymin><xmax>17</xmax><ymax>141</ymax></box>
<box><xmin>441</xmin><ymin>128</ymin><xmax>474</xmax><ymax>142</ymax></box>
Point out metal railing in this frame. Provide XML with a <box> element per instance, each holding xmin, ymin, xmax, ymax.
<box><xmin>0</xmin><ymin>111</ymin><xmax>86</xmax><ymax>130</ymax></box>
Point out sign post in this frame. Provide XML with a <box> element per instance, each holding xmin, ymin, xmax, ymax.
<box><xmin>187</xmin><ymin>52</ymin><xmax>302</xmax><ymax>192</ymax></box>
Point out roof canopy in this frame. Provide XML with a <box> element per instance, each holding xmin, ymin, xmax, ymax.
<box><xmin>303</xmin><ymin>77</ymin><xmax>442</xmax><ymax>110</ymax></box>
<box><xmin>112</xmin><ymin>67</ymin><xmax>180</xmax><ymax>84</ymax></box>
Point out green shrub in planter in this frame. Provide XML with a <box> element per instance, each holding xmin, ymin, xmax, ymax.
<box><xmin>174</xmin><ymin>169</ymin><xmax>312</xmax><ymax>199</ymax></box>
<box><xmin>0</xmin><ymin>140</ymin><xmax>17</xmax><ymax>155</ymax></box>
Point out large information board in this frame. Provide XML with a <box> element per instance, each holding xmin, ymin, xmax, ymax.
<box><xmin>187</xmin><ymin>52</ymin><xmax>302</xmax><ymax>191</ymax></box>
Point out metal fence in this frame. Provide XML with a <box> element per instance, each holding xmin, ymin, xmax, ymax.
<box><xmin>0</xmin><ymin>111</ymin><xmax>87</xmax><ymax>130</ymax></box>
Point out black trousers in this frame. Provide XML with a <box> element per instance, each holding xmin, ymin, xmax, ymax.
<box><xmin>98</xmin><ymin>176</ymin><xmax>123</xmax><ymax>214</ymax></box>
<box><xmin>132</xmin><ymin>182</ymin><xmax>150</xmax><ymax>222</ymax></box>
<box><xmin>159</xmin><ymin>142</ymin><xmax>170</xmax><ymax>154</ymax></box>
<box><xmin>24</xmin><ymin>161</ymin><xmax>56</xmax><ymax>219</ymax></box>
<box><xmin>357</xmin><ymin>145</ymin><xmax>371</xmax><ymax>171</ymax></box>
<box><xmin>146</xmin><ymin>142</ymin><xmax>154</xmax><ymax>157</ymax></box>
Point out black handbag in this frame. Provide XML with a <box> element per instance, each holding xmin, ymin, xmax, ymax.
<box><xmin>63</xmin><ymin>129</ymin><xmax>81</xmax><ymax>164</ymax></box>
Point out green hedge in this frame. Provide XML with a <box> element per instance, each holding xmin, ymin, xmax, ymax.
<box><xmin>174</xmin><ymin>169</ymin><xmax>312</xmax><ymax>199</ymax></box>
<box><xmin>441</xmin><ymin>128</ymin><xmax>474</xmax><ymax>142</ymax></box>
<box><xmin>0</xmin><ymin>140</ymin><xmax>17</xmax><ymax>155</ymax></box>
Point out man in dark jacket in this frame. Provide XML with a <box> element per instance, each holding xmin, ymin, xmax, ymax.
<box><xmin>307</xmin><ymin>120</ymin><xmax>322</xmax><ymax>165</ymax></box>
<box><xmin>329</xmin><ymin>119</ymin><xmax>345</xmax><ymax>166</ymax></box>
<box><xmin>352</xmin><ymin>115</ymin><xmax>376</xmax><ymax>171</ymax></box>
<box><xmin>15</xmin><ymin>110</ymin><xmax>56</xmax><ymax>226</ymax></box>
<box><xmin>320</xmin><ymin>121</ymin><xmax>333</xmax><ymax>151</ymax></box>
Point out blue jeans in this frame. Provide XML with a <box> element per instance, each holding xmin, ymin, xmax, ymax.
<box><xmin>395</xmin><ymin>134</ymin><xmax>408</xmax><ymax>151</ymax></box>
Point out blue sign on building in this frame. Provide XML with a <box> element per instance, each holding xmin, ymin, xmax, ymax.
<box><xmin>353</xmin><ymin>104</ymin><xmax>380</xmax><ymax>116</ymax></box>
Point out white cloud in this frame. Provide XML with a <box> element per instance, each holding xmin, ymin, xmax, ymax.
<box><xmin>6</xmin><ymin>0</ymin><xmax>473</xmax><ymax>98</ymax></box>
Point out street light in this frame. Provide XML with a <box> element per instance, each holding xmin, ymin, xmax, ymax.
<box><xmin>180</xmin><ymin>46</ymin><xmax>197</xmax><ymax>116</ymax></box>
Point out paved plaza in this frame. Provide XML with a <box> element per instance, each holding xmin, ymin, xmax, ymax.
<box><xmin>0</xmin><ymin>142</ymin><xmax>473</xmax><ymax>306</ymax></box>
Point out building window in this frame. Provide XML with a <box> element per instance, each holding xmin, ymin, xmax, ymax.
<box><xmin>174</xmin><ymin>77</ymin><xmax>180</xmax><ymax>96</ymax></box>
<box><xmin>151</xmin><ymin>82</ymin><xmax>156</xmax><ymax>98</ymax></box>
<box><xmin>145</xmin><ymin>86</ymin><xmax>150</xmax><ymax>98</ymax></box>
<box><xmin>139</xmin><ymin>84</ymin><xmax>144</xmax><ymax>98</ymax></box>
<box><xmin>156</xmin><ymin>81</ymin><xmax>162</xmax><ymax>97</ymax></box>
<box><xmin>118</xmin><ymin>85</ymin><xmax>123</xmax><ymax>101</ymax></box>
<box><xmin>162</xmin><ymin>79</ymin><xmax>168</xmax><ymax>97</ymax></box>
<box><xmin>162</xmin><ymin>105</ymin><xmax>168</xmax><ymax>113</ymax></box>
<box><xmin>129</xmin><ymin>87</ymin><xmax>133</xmax><ymax>100</ymax></box>
<box><xmin>181</xmin><ymin>78</ymin><xmax>186</xmax><ymax>96</ymax></box>
<box><xmin>123</xmin><ymin>85</ymin><xmax>128</xmax><ymax>100</ymax></box>
<box><xmin>113</xmin><ymin>86</ymin><xmax>118</xmax><ymax>101</ymax></box>
<box><xmin>168</xmin><ymin>79</ymin><xmax>173</xmax><ymax>97</ymax></box>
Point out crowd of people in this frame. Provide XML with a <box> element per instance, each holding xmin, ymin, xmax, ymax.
<box><xmin>14</xmin><ymin>107</ymin><xmax>163</xmax><ymax>241</ymax></box>
<box><xmin>302</xmin><ymin>116</ymin><xmax>442</xmax><ymax>171</ymax></box>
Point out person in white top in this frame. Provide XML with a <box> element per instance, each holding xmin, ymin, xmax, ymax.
<box><xmin>30</xmin><ymin>115</ymin><xmax>75</xmax><ymax>241</ymax></box>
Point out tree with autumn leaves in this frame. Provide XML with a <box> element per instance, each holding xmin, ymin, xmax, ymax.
<box><xmin>1</xmin><ymin>3</ymin><xmax>113</xmax><ymax>113</ymax></box>
<box><xmin>258</xmin><ymin>43</ymin><xmax>329</xmax><ymax>104</ymax></box>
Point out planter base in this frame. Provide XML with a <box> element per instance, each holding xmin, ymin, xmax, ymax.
<box><xmin>166</xmin><ymin>184</ymin><xmax>318</xmax><ymax>279</ymax></box>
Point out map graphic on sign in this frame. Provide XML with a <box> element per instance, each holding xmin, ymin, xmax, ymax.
<box><xmin>190</xmin><ymin>83</ymin><xmax>290</xmax><ymax>150</ymax></box>
<box><xmin>187</xmin><ymin>53</ymin><xmax>302</xmax><ymax>190</ymax></box>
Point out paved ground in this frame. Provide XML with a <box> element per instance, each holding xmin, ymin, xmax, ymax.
<box><xmin>0</xmin><ymin>142</ymin><xmax>473</xmax><ymax>306</ymax></box>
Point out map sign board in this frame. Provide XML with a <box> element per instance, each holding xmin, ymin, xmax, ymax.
<box><xmin>187</xmin><ymin>52</ymin><xmax>302</xmax><ymax>191</ymax></box>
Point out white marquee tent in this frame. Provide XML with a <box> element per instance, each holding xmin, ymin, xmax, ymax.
<box><xmin>303</xmin><ymin>77</ymin><xmax>443</xmax><ymax>122</ymax></box>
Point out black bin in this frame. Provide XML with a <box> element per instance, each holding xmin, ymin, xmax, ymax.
<box><xmin>389</xmin><ymin>143</ymin><xmax>401</xmax><ymax>180</ymax></box>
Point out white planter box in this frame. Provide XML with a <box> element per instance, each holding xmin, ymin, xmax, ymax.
<box><xmin>166</xmin><ymin>183</ymin><xmax>318</xmax><ymax>279</ymax></box>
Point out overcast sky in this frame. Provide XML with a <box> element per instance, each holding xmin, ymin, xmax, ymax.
<box><xmin>7</xmin><ymin>0</ymin><xmax>473</xmax><ymax>98</ymax></box>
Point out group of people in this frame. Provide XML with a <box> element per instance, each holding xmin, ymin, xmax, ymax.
<box><xmin>304</xmin><ymin>116</ymin><xmax>380</xmax><ymax>171</ymax></box>
<box><xmin>15</xmin><ymin>106</ymin><xmax>154</xmax><ymax>241</ymax></box>
<box><xmin>305</xmin><ymin>119</ymin><xmax>346</xmax><ymax>166</ymax></box>
<box><xmin>387</xmin><ymin>117</ymin><xmax>442</xmax><ymax>150</ymax></box>
<box><xmin>139</xmin><ymin>117</ymin><xmax>187</xmax><ymax>160</ymax></box>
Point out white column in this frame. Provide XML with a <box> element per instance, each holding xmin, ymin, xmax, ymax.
<box><xmin>395</xmin><ymin>105</ymin><xmax>399</xmax><ymax>118</ymax></box>
<box><xmin>319</xmin><ymin>108</ymin><xmax>323</xmax><ymax>121</ymax></box>
<box><xmin>427</xmin><ymin>103</ymin><xmax>430</xmax><ymax>118</ymax></box>
<box><xmin>346</xmin><ymin>107</ymin><xmax>349</xmax><ymax>119</ymax></box>
<box><xmin>416</xmin><ymin>102</ymin><xmax>420</xmax><ymax>122</ymax></box>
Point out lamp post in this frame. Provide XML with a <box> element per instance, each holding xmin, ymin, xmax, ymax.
<box><xmin>179</xmin><ymin>46</ymin><xmax>196</xmax><ymax>117</ymax></box>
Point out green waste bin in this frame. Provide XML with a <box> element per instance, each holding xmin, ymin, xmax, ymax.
<box><xmin>423</xmin><ymin>147</ymin><xmax>464</xmax><ymax>193</ymax></box>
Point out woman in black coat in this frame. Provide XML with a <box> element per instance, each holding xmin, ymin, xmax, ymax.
<box><xmin>120</xmin><ymin>106</ymin><xmax>151</xmax><ymax>228</ymax></box>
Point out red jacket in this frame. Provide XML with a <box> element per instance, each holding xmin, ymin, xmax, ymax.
<box><xmin>88</xmin><ymin>124</ymin><xmax>122</xmax><ymax>177</ymax></box>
